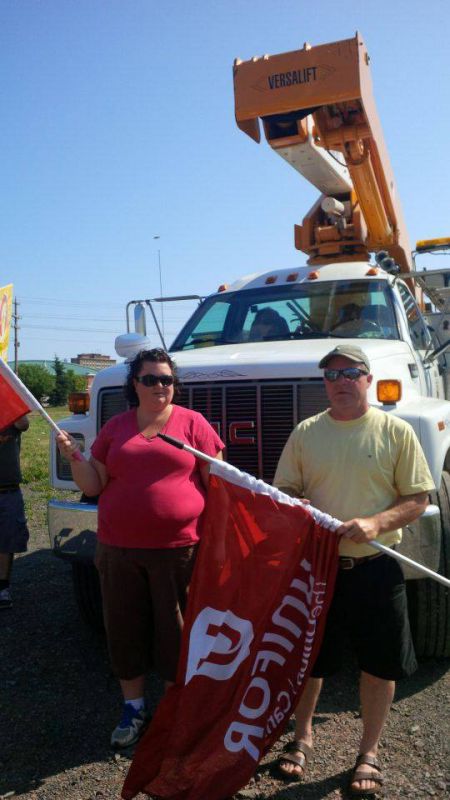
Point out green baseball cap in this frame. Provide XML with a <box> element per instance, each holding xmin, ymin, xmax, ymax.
<box><xmin>318</xmin><ymin>345</ymin><xmax>370</xmax><ymax>371</ymax></box>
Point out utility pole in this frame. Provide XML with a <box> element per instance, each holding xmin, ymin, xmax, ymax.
<box><xmin>12</xmin><ymin>298</ymin><xmax>20</xmax><ymax>374</ymax></box>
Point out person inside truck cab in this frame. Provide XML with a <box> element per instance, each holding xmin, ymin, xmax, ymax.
<box><xmin>56</xmin><ymin>348</ymin><xmax>224</xmax><ymax>750</ymax></box>
<box><xmin>331</xmin><ymin>302</ymin><xmax>363</xmax><ymax>333</ymax></box>
<box><xmin>331</xmin><ymin>302</ymin><xmax>382</xmax><ymax>337</ymax></box>
<box><xmin>249</xmin><ymin>308</ymin><xmax>290</xmax><ymax>341</ymax></box>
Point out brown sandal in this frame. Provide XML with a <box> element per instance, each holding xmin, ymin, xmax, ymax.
<box><xmin>349</xmin><ymin>754</ymin><xmax>384</xmax><ymax>796</ymax></box>
<box><xmin>278</xmin><ymin>739</ymin><xmax>313</xmax><ymax>780</ymax></box>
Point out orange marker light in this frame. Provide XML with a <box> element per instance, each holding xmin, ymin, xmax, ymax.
<box><xmin>366</xmin><ymin>267</ymin><xmax>380</xmax><ymax>276</ymax></box>
<box><xmin>286</xmin><ymin>272</ymin><xmax>299</xmax><ymax>282</ymax></box>
<box><xmin>68</xmin><ymin>392</ymin><xmax>90</xmax><ymax>414</ymax></box>
<box><xmin>438</xmin><ymin>421</ymin><xmax>445</xmax><ymax>431</ymax></box>
<box><xmin>217</xmin><ymin>284</ymin><xmax>228</xmax><ymax>292</ymax></box>
<box><xmin>377</xmin><ymin>380</ymin><xmax>401</xmax><ymax>404</ymax></box>
<box><xmin>307</xmin><ymin>270</ymin><xmax>319</xmax><ymax>280</ymax></box>
<box><xmin>265</xmin><ymin>276</ymin><xmax>277</xmax><ymax>284</ymax></box>
<box><xmin>416</xmin><ymin>237</ymin><xmax>450</xmax><ymax>253</ymax></box>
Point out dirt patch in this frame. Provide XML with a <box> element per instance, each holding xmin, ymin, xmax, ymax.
<box><xmin>1</xmin><ymin>490</ymin><xmax>448</xmax><ymax>800</ymax></box>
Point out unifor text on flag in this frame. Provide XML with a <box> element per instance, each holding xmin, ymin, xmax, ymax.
<box><xmin>122</xmin><ymin>458</ymin><xmax>340</xmax><ymax>800</ymax></box>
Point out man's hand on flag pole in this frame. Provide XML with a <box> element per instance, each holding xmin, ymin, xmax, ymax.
<box><xmin>337</xmin><ymin>516</ymin><xmax>381</xmax><ymax>543</ymax></box>
<box><xmin>337</xmin><ymin>492</ymin><xmax>430</xmax><ymax>545</ymax></box>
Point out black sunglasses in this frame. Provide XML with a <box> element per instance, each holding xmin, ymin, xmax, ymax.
<box><xmin>324</xmin><ymin>367</ymin><xmax>369</xmax><ymax>382</ymax></box>
<box><xmin>135</xmin><ymin>375</ymin><xmax>174</xmax><ymax>387</ymax></box>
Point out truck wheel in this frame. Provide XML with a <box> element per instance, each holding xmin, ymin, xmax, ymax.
<box><xmin>407</xmin><ymin>473</ymin><xmax>450</xmax><ymax>658</ymax></box>
<box><xmin>71</xmin><ymin>563</ymin><xmax>104</xmax><ymax>632</ymax></box>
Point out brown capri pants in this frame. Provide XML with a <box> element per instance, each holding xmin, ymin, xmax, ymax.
<box><xmin>95</xmin><ymin>541</ymin><xmax>197</xmax><ymax>682</ymax></box>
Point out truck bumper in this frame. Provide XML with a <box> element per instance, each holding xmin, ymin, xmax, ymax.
<box><xmin>48</xmin><ymin>499</ymin><xmax>98</xmax><ymax>563</ymax></box>
<box><xmin>47</xmin><ymin>500</ymin><xmax>442</xmax><ymax>577</ymax></box>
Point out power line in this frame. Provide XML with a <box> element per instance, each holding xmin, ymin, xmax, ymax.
<box><xmin>20</xmin><ymin>296</ymin><xmax>125</xmax><ymax>309</ymax></box>
<box><xmin>21</xmin><ymin>325</ymin><xmax>178</xmax><ymax>336</ymax></box>
<box><xmin>22</xmin><ymin>324</ymin><xmax>122</xmax><ymax>333</ymax></box>
<box><xmin>24</xmin><ymin>313</ymin><xmax>124</xmax><ymax>322</ymax></box>
<box><xmin>19</xmin><ymin>336</ymin><xmax>117</xmax><ymax>344</ymax></box>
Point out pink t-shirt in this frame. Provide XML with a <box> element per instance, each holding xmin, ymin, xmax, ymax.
<box><xmin>91</xmin><ymin>405</ymin><xmax>224</xmax><ymax>549</ymax></box>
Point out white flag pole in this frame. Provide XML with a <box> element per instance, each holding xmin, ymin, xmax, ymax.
<box><xmin>0</xmin><ymin>357</ymin><xmax>63</xmax><ymax>437</ymax></box>
<box><xmin>364</xmin><ymin>538</ymin><xmax>449</xmax><ymax>585</ymax></box>
<box><xmin>158</xmin><ymin>432</ymin><xmax>450</xmax><ymax>589</ymax></box>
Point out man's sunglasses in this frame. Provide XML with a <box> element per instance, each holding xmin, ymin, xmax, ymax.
<box><xmin>135</xmin><ymin>375</ymin><xmax>174</xmax><ymax>387</ymax></box>
<box><xmin>324</xmin><ymin>367</ymin><xmax>369</xmax><ymax>382</ymax></box>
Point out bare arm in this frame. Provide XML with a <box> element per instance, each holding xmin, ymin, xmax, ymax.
<box><xmin>337</xmin><ymin>491</ymin><xmax>429</xmax><ymax>544</ymax></box>
<box><xmin>199</xmin><ymin>450</ymin><xmax>223</xmax><ymax>490</ymax></box>
<box><xmin>14</xmin><ymin>414</ymin><xmax>30</xmax><ymax>432</ymax></box>
<box><xmin>56</xmin><ymin>432</ymin><xmax>108</xmax><ymax>497</ymax></box>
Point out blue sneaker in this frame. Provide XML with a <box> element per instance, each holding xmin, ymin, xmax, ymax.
<box><xmin>110</xmin><ymin>703</ymin><xmax>150</xmax><ymax>748</ymax></box>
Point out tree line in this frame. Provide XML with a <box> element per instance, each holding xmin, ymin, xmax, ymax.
<box><xmin>18</xmin><ymin>356</ymin><xmax>88</xmax><ymax>406</ymax></box>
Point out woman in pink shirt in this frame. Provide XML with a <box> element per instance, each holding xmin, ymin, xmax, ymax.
<box><xmin>57</xmin><ymin>349</ymin><xmax>224</xmax><ymax>748</ymax></box>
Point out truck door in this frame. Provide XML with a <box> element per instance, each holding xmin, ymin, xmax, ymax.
<box><xmin>397</xmin><ymin>282</ymin><xmax>444</xmax><ymax>398</ymax></box>
<box><xmin>413</xmin><ymin>267</ymin><xmax>450</xmax><ymax>400</ymax></box>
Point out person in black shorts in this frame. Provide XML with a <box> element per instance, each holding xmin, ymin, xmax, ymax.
<box><xmin>273</xmin><ymin>345</ymin><xmax>434</xmax><ymax>795</ymax></box>
<box><xmin>0</xmin><ymin>414</ymin><xmax>30</xmax><ymax>610</ymax></box>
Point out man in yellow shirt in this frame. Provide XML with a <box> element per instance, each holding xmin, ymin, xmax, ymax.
<box><xmin>273</xmin><ymin>344</ymin><xmax>434</xmax><ymax>796</ymax></box>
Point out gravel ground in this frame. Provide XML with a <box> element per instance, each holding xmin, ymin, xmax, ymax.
<box><xmin>1</xmin><ymin>488</ymin><xmax>449</xmax><ymax>800</ymax></box>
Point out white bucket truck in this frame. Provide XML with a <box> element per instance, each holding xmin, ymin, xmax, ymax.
<box><xmin>48</xmin><ymin>34</ymin><xmax>450</xmax><ymax>657</ymax></box>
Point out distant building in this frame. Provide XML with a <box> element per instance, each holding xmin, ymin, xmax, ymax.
<box><xmin>71</xmin><ymin>353</ymin><xmax>116</xmax><ymax>370</ymax></box>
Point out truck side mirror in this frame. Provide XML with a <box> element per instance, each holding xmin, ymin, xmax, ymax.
<box><xmin>423</xmin><ymin>339</ymin><xmax>450</xmax><ymax>365</ymax></box>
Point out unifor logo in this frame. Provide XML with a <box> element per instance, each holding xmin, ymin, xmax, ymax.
<box><xmin>185</xmin><ymin>607</ymin><xmax>254</xmax><ymax>685</ymax></box>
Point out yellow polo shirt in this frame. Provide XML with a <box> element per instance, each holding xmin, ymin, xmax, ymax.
<box><xmin>273</xmin><ymin>407</ymin><xmax>435</xmax><ymax>557</ymax></box>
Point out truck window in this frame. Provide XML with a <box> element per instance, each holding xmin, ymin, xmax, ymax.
<box><xmin>177</xmin><ymin>299</ymin><xmax>232</xmax><ymax>349</ymax></box>
<box><xmin>171</xmin><ymin>279</ymin><xmax>400</xmax><ymax>351</ymax></box>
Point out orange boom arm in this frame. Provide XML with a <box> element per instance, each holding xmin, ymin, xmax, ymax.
<box><xmin>233</xmin><ymin>33</ymin><xmax>412</xmax><ymax>272</ymax></box>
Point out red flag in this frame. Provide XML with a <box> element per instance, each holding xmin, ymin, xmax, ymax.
<box><xmin>122</xmin><ymin>461</ymin><xmax>339</xmax><ymax>800</ymax></box>
<box><xmin>0</xmin><ymin>360</ymin><xmax>31</xmax><ymax>429</ymax></box>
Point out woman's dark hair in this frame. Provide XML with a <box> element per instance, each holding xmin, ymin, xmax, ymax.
<box><xmin>124</xmin><ymin>348</ymin><xmax>180</xmax><ymax>406</ymax></box>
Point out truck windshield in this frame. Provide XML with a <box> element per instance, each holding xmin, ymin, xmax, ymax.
<box><xmin>170</xmin><ymin>279</ymin><xmax>399</xmax><ymax>351</ymax></box>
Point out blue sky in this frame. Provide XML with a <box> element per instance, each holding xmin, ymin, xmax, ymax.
<box><xmin>2</xmin><ymin>0</ymin><xmax>449</xmax><ymax>361</ymax></box>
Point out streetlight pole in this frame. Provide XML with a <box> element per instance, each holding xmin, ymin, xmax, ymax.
<box><xmin>13</xmin><ymin>297</ymin><xmax>20</xmax><ymax>374</ymax></box>
<box><xmin>153</xmin><ymin>235</ymin><xmax>165</xmax><ymax>339</ymax></box>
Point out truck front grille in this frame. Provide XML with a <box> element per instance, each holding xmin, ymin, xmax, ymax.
<box><xmin>179</xmin><ymin>380</ymin><xmax>328</xmax><ymax>483</ymax></box>
<box><xmin>97</xmin><ymin>380</ymin><xmax>328</xmax><ymax>483</ymax></box>
<box><xmin>98</xmin><ymin>388</ymin><xmax>128</xmax><ymax>429</ymax></box>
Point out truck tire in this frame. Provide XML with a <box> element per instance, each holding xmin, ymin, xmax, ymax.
<box><xmin>407</xmin><ymin>473</ymin><xmax>450</xmax><ymax>658</ymax></box>
<box><xmin>71</xmin><ymin>562</ymin><xmax>104</xmax><ymax>632</ymax></box>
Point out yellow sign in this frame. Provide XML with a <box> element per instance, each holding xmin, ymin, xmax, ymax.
<box><xmin>0</xmin><ymin>284</ymin><xmax>13</xmax><ymax>361</ymax></box>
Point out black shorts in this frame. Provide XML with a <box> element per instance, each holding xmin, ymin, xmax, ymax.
<box><xmin>95</xmin><ymin>541</ymin><xmax>197</xmax><ymax>682</ymax></box>
<box><xmin>0</xmin><ymin>490</ymin><xmax>29</xmax><ymax>554</ymax></box>
<box><xmin>311</xmin><ymin>554</ymin><xmax>417</xmax><ymax>681</ymax></box>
